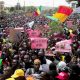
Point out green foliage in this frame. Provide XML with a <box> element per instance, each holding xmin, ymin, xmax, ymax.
<box><xmin>9</xmin><ymin>7</ymin><xmax>15</xmax><ymax>12</ymax></box>
<box><xmin>48</xmin><ymin>21</ymin><xmax>63</xmax><ymax>35</ymax></box>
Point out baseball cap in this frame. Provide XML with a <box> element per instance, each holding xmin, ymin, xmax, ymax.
<box><xmin>6</xmin><ymin>78</ymin><xmax>15</xmax><ymax>80</ymax></box>
<box><xmin>57</xmin><ymin>61</ymin><xmax>66</xmax><ymax>71</ymax></box>
<box><xmin>56</xmin><ymin>72</ymin><xmax>69</xmax><ymax>80</ymax></box>
<box><xmin>11</xmin><ymin>69</ymin><xmax>24</xmax><ymax>78</ymax></box>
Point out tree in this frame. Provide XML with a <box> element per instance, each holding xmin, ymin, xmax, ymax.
<box><xmin>48</xmin><ymin>21</ymin><xmax>63</xmax><ymax>35</ymax></box>
<box><xmin>10</xmin><ymin>7</ymin><xmax>15</xmax><ymax>12</ymax></box>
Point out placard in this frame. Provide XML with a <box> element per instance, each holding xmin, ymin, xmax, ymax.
<box><xmin>27</xmin><ymin>30</ymin><xmax>41</xmax><ymax>38</ymax></box>
<box><xmin>30</xmin><ymin>38</ymin><xmax>48</xmax><ymax>49</ymax></box>
<box><xmin>9</xmin><ymin>27</ymin><xmax>24</xmax><ymax>42</ymax></box>
<box><xmin>55</xmin><ymin>39</ymin><xmax>72</xmax><ymax>52</ymax></box>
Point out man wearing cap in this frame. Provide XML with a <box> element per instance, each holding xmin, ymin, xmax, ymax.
<box><xmin>6</xmin><ymin>78</ymin><xmax>15</xmax><ymax>80</ymax></box>
<box><xmin>6</xmin><ymin>69</ymin><xmax>26</xmax><ymax>80</ymax></box>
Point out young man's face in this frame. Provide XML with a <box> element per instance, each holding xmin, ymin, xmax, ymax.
<box><xmin>12</xmin><ymin>59</ymin><xmax>18</xmax><ymax>67</ymax></box>
<box><xmin>24</xmin><ymin>55</ymin><xmax>29</xmax><ymax>63</ymax></box>
<box><xmin>34</xmin><ymin>63</ymin><xmax>40</xmax><ymax>70</ymax></box>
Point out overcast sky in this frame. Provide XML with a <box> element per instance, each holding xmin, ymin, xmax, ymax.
<box><xmin>0</xmin><ymin>0</ymin><xmax>69</xmax><ymax>7</ymax></box>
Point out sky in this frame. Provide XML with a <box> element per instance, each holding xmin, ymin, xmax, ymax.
<box><xmin>0</xmin><ymin>0</ymin><xmax>69</xmax><ymax>7</ymax></box>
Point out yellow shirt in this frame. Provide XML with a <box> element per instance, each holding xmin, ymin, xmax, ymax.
<box><xmin>61</xmin><ymin>55</ymin><xmax>65</xmax><ymax>61</ymax></box>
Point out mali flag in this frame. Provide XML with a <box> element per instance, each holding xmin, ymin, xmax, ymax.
<box><xmin>46</xmin><ymin>6</ymin><xmax>73</xmax><ymax>23</ymax></box>
<box><xmin>53</xmin><ymin>6</ymin><xmax>73</xmax><ymax>22</ymax></box>
<box><xmin>34</xmin><ymin>6</ymin><xmax>42</xmax><ymax>16</ymax></box>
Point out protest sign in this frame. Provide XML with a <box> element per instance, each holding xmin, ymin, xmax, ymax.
<box><xmin>25</xmin><ymin>29</ymin><xmax>33</xmax><ymax>33</ymax></box>
<box><xmin>30</xmin><ymin>38</ymin><xmax>48</xmax><ymax>49</ymax></box>
<box><xmin>55</xmin><ymin>39</ymin><xmax>72</xmax><ymax>52</ymax></box>
<box><xmin>9</xmin><ymin>27</ymin><xmax>15</xmax><ymax>42</ymax></box>
<box><xmin>9</xmin><ymin>27</ymin><xmax>24</xmax><ymax>42</ymax></box>
<box><xmin>27</xmin><ymin>30</ymin><xmax>41</xmax><ymax>38</ymax></box>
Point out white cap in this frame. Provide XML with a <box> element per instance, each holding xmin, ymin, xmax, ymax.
<box><xmin>57</xmin><ymin>61</ymin><xmax>66</xmax><ymax>70</ymax></box>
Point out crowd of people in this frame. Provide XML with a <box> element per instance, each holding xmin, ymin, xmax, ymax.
<box><xmin>0</xmin><ymin>11</ymin><xmax>80</xmax><ymax>80</ymax></box>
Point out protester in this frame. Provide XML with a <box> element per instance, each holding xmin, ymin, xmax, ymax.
<box><xmin>69</xmin><ymin>64</ymin><xmax>80</xmax><ymax>80</ymax></box>
<box><xmin>25</xmin><ymin>59</ymin><xmax>43</xmax><ymax>76</ymax></box>
<box><xmin>48</xmin><ymin>63</ymin><xmax>58</xmax><ymax>80</ymax></box>
<box><xmin>56</xmin><ymin>67</ymin><xmax>69</xmax><ymax>80</ymax></box>
<box><xmin>6</xmin><ymin>69</ymin><xmax>26</xmax><ymax>80</ymax></box>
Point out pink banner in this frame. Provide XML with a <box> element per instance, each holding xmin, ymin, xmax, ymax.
<box><xmin>55</xmin><ymin>39</ymin><xmax>72</xmax><ymax>52</ymax></box>
<box><xmin>27</xmin><ymin>30</ymin><xmax>41</xmax><ymax>38</ymax></box>
<box><xmin>30</xmin><ymin>38</ymin><xmax>48</xmax><ymax>49</ymax></box>
<box><xmin>25</xmin><ymin>29</ymin><xmax>33</xmax><ymax>34</ymax></box>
